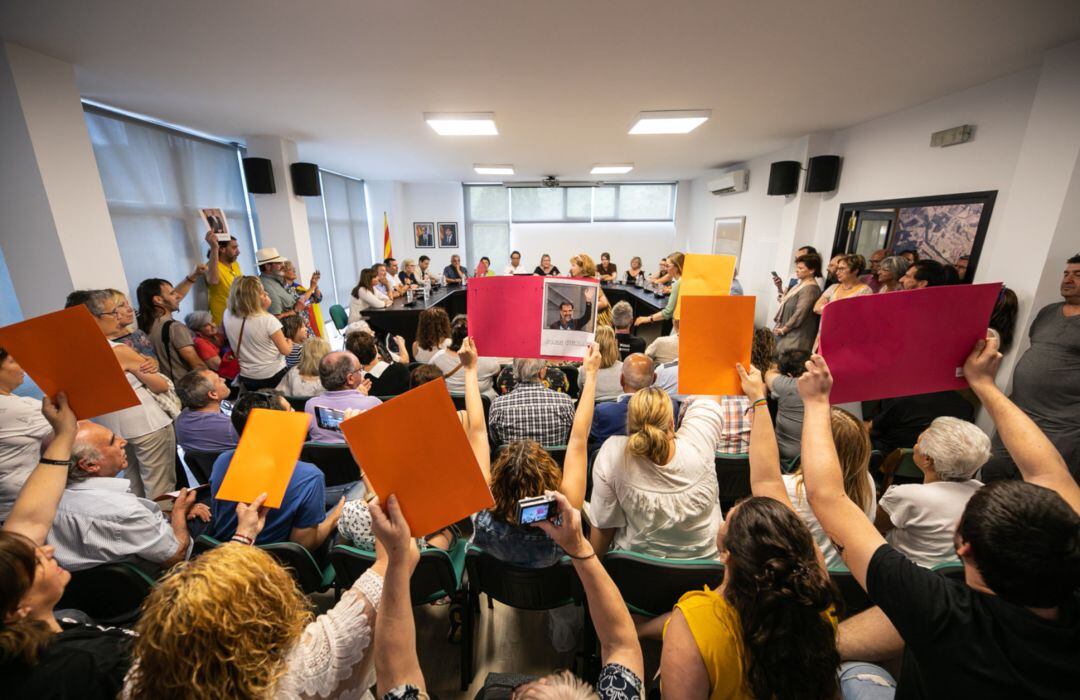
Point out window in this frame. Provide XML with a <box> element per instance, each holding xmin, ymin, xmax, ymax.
<box><xmin>592</xmin><ymin>183</ymin><xmax>677</xmax><ymax>222</ymax></box>
<box><xmin>464</xmin><ymin>185</ymin><xmax>511</xmax><ymax>269</ymax></box>
<box><xmin>84</xmin><ymin>107</ymin><xmax>258</xmax><ymax>317</ymax></box>
<box><xmin>318</xmin><ymin>171</ymin><xmax>372</xmax><ymax>304</ymax></box>
<box><xmin>509</xmin><ymin>187</ymin><xmax>592</xmax><ymax>223</ymax></box>
<box><xmin>0</xmin><ymin>246</ymin><xmax>42</xmax><ymax>398</ymax></box>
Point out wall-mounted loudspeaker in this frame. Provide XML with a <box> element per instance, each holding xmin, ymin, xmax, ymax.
<box><xmin>805</xmin><ymin>155</ymin><xmax>841</xmax><ymax>193</ymax></box>
<box><xmin>243</xmin><ymin>157</ymin><xmax>276</xmax><ymax>194</ymax></box>
<box><xmin>290</xmin><ymin>163</ymin><xmax>321</xmax><ymax>197</ymax></box>
<box><xmin>767</xmin><ymin>161</ymin><xmax>801</xmax><ymax>196</ymax></box>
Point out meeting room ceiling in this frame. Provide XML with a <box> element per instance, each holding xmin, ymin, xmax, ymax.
<box><xmin>2</xmin><ymin>1</ymin><xmax>1079</xmax><ymax>182</ymax></box>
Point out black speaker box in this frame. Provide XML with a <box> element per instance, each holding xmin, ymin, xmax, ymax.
<box><xmin>805</xmin><ymin>155</ymin><xmax>841</xmax><ymax>193</ymax></box>
<box><xmin>242</xmin><ymin>157</ymin><xmax>276</xmax><ymax>194</ymax></box>
<box><xmin>767</xmin><ymin>161</ymin><xmax>801</xmax><ymax>196</ymax></box>
<box><xmin>290</xmin><ymin>163</ymin><xmax>321</xmax><ymax>197</ymax></box>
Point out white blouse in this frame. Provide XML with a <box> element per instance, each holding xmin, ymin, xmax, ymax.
<box><xmin>590</xmin><ymin>399</ymin><xmax>724</xmax><ymax>559</ymax></box>
<box><xmin>430</xmin><ymin>349</ymin><xmax>501</xmax><ymax>398</ymax></box>
<box><xmin>413</xmin><ymin>337</ymin><xmax>451</xmax><ymax>364</ymax></box>
<box><xmin>94</xmin><ymin>341</ymin><xmax>174</xmax><ymax>439</ymax></box>
<box><xmin>348</xmin><ymin>288</ymin><xmax>390</xmax><ymax>323</ymax></box>
<box><xmin>123</xmin><ymin>569</ymin><xmax>383</xmax><ymax>700</ymax></box>
<box><xmin>783</xmin><ymin>472</ymin><xmax>876</xmax><ymax>569</ymax></box>
<box><xmin>578</xmin><ymin>362</ymin><xmax>624</xmax><ymax>402</ymax></box>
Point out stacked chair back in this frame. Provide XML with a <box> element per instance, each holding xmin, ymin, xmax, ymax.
<box><xmin>932</xmin><ymin>561</ymin><xmax>966</xmax><ymax>581</ymax></box>
<box><xmin>450</xmin><ymin>393</ymin><xmax>492</xmax><ymax>424</ymax></box>
<box><xmin>180</xmin><ymin>448</ymin><xmax>224</xmax><ymax>485</ymax></box>
<box><xmin>329</xmin><ymin>304</ymin><xmax>349</xmax><ymax>330</ymax></box>
<box><xmin>715</xmin><ymin>452</ymin><xmax>752</xmax><ymax>512</ymax></box>
<box><xmin>56</xmin><ymin>562</ymin><xmax>157</xmax><ymax>625</ymax></box>
<box><xmin>602</xmin><ymin>550</ymin><xmax>725</xmax><ymax>617</ymax></box>
<box><xmin>284</xmin><ymin>395</ymin><xmax>309</xmax><ymax>412</ymax></box>
<box><xmin>193</xmin><ymin>535</ymin><xmax>334</xmax><ymax>594</ymax></box>
<box><xmin>561</xmin><ymin>366</ymin><xmax>580</xmax><ymax>399</ymax></box>
<box><xmin>300</xmin><ymin>442</ymin><xmax>362</xmax><ymax>486</ymax></box>
<box><xmin>331</xmin><ymin>539</ymin><xmax>467</xmax><ymax>605</ymax></box>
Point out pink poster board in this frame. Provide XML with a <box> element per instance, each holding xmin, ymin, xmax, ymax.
<box><xmin>819</xmin><ymin>283</ymin><xmax>1002</xmax><ymax>404</ymax></box>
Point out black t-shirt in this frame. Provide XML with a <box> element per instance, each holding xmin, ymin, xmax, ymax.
<box><xmin>533</xmin><ymin>266</ymin><xmax>561</xmax><ymax>276</ymax></box>
<box><xmin>867</xmin><ymin>544</ymin><xmax>1080</xmax><ymax>699</ymax></box>
<box><xmin>0</xmin><ymin>619</ymin><xmax>134</xmax><ymax>700</ymax></box>
<box><xmin>615</xmin><ymin>332</ymin><xmax>646</xmax><ymax>360</ymax></box>
<box><xmin>366</xmin><ymin>362</ymin><xmax>411</xmax><ymax>396</ymax></box>
<box><xmin>869</xmin><ymin>390</ymin><xmax>974</xmax><ymax>454</ymax></box>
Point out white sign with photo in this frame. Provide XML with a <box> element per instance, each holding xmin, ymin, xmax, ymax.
<box><xmin>200</xmin><ymin>207</ymin><xmax>230</xmax><ymax>241</ymax></box>
<box><xmin>540</xmin><ymin>278</ymin><xmax>598</xmax><ymax>359</ymax></box>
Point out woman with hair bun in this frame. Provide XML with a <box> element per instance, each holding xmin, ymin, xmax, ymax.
<box><xmin>589</xmin><ymin>387</ymin><xmax>724</xmax><ymax>559</ymax></box>
<box><xmin>660</xmin><ymin>363</ymin><xmax>842</xmax><ymax>700</ymax></box>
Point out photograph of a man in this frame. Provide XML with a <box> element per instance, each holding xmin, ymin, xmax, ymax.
<box><xmin>543</xmin><ymin>283</ymin><xmax>596</xmax><ymax>333</ymax></box>
<box><xmin>549</xmin><ymin>297</ymin><xmax>593</xmax><ymax>331</ymax></box>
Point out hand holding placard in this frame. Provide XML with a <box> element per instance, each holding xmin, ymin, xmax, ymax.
<box><xmin>678</xmin><ymin>295</ymin><xmax>756</xmax><ymax>395</ymax></box>
<box><xmin>215</xmin><ymin>408</ymin><xmax>312</xmax><ymax>508</ymax></box>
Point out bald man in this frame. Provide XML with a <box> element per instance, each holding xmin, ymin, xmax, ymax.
<box><xmin>47</xmin><ymin>422</ymin><xmax>206</xmax><ymax>571</ymax></box>
<box><xmin>588</xmin><ymin>354</ymin><xmax>659</xmax><ymax>449</ymax></box>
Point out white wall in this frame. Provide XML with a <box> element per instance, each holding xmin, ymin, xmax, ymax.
<box><xmin>511</xmin><ymin>222</ymin><xmax>676</xmax><ymax>278</ymax></box>
<box><xmin>366</xmin><ymin>180</ymin><xmax>467</xmax><ymax>271</ymax></box>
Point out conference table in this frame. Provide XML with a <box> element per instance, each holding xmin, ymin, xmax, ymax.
<box><xmin>359</xmin><ymin>280</ymin><xmax>669</xmax><ymax>352</ymax></box>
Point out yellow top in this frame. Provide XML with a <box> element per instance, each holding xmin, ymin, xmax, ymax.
<box><xmin>208</xmin><ymin>260</ymin><xmax>242</xmax><ymax>325</ymax></box>
<box><xmin>666</xmin><ymin>586</ymin><xmax>838</xmax><ymax>700</ymax></box>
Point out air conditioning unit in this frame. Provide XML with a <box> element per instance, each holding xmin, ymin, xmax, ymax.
<box><xmin>708</xmin><ymin>169</ymin><xmax>749</xmax><ymax>195</ymax></box>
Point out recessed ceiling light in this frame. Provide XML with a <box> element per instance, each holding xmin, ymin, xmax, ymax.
<box><xmin>591</xmin><ymin>164</ymin><xmax>634</xmax><ymax>175</ymax></box>
<box><xmin>424</xmin><ymin>112</ymin><xmax>498</xmax><ymax>136</ymax></box>
<box><xmin>629</xmin><ymin>110</ymin><xmax>711</xmax><ymax>135</ymax></box>
<box><xmin>474</xmin><ymin>164</ymin><xmax>515</xmax><ymax>175</ymax></box>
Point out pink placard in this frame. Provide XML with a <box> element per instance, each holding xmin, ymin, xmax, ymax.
<box><xmin>467</xmin><ymin>276</ymin><xmax>545</xmax><ymax>358</ymax></box>
<box><xmin>819</xmin><ymin>283</ymin><xmax>1002</xmax><ymax>404</ymax></box>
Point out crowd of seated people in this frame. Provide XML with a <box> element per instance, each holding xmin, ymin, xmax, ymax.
<box><xmin>0</xmin><ymin>241</ymin><xmax>1077</xmax><ymax>699</ymax></box>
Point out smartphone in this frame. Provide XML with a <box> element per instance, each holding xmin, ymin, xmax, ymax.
<box><xmin>314</xmin><ymin>406</ymin><xmax>346</xmax><ymax>431</ymax></box>
<box><xmin>220</xmin><ymin>399</ymin><xmax>234</xmax><ymax>417</ymax></box>
<box><xmin>771</xmin><ymin>271</ymin><xmax>781</xmax><ymax>279</ymax></box>
<box><xmin>153</xmin><ymin>483</ymin><xmax>209</xmax><ymax>502</ymax></box>
<box><xmin>515</xmin><ymin>494</ymin><xmax>559</xmax><ymax>525</ymax></box>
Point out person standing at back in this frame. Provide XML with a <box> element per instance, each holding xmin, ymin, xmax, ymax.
<box><xmin>983</xmin><ymin>253</ymin><xmax>1080</xmax><ymax>482</ymax></box>
<box><xmin>137</xmin><ymin>278</ymin><xmax>207</xmax><ymax>382</ymax></box>
<box><xmin>221</xmin><ymin>276</ymin><xmax>293</xmax><ymax>390</ymax></box>
<box><xmin>205</xmin><ymin>231</ymin><xmax>243</xmax><ymax>325</ymax></box>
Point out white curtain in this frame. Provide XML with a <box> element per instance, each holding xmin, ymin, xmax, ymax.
<box><xmin>464</xmin><ymin>185</ymin><xmax>511</xmax><ymax>269</ymax></box>
<box><xmin>84</xmin><ymin>108</ymin><xmax>258</xmax><ymax>318</ymax></box>
<box><xmin>319</xmin><ymin>172</ymin><xmax>372</xmax><ymax>305</ymax></box>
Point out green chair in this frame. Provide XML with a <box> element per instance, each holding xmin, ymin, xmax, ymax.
<box><xmin>331</xmin><ymin>538</ymin><xmax>467</xmax><ymax>605</ymax></box>
<box><xmin>300</xmin><ymin>442</ymin><xmax>362</xmax><ymax>487</ymax></box>
<box><xmin>450</xmin><ymin>393</ymin><xmax>492</xmax><ymax>425</ymax></box>
<box><xmin>602</xmin><ymin>550</ymin><xmax>724</xmax><ymax>617</ymax></box>
<box><xmin>284</xmin><ymin>395</ymin><xmax>309</xmax><ymax>412</ymax></box>
<box><xmin>880</xmin><ymin>448</ymin><xmax>923</xmax><ymax>489</ymax></box>
<box><xmin>715</xmin><ymin>452</ymin><xmax>751</xmax><ymax>512</ymax></box>
<box><xmin>461</xmin><ymin>545</ymin><xmax>580</xmax><ymax>690</ymax></box>
<box><xmin>56</xmin><ymin>561</ymin><xmax>157</xmax><ymax>625</ymax></box>
<box><xmin>932</xmin><ymin>561</ymin><xmax>965</xmax><ymax>581</ymax></box>
<box><xmin>329</xmin><ymin>304</ymin><xmax>349</xmax><ymax>330</ymax></box>
<box><xmin>180</xmin><ymin>447</ymin><xmax>224</xmax><ymax>485</ymax></box>
<box><xmin>828</xmin><ymin>564</ymin><xmax>872</xmax><ymax>619</ymax></box>
<box><xmin>193</xmin><ymin>535</ymin><xmax>335</xmax><ymax>594</ymax></box>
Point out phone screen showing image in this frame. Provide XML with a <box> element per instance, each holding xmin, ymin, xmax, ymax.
<box><xmin>519</xmin><ymin>501</ymin><xmax>553</xmax><ymax>525</ymax></box>
<box><xmin>314</xmin><ymin>406</ymin><xmax>345</xmax><ymax>431</ymax></box>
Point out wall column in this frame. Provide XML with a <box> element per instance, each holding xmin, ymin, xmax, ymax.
<box><xmin>243</xmin><ymin>135</ymin><xmax>316</xmax><ymax>277</ymax></box>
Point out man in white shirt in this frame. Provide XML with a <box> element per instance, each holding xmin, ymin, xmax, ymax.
<box><xmin>374</xmin><ymin>263</ymin><xmax>401</xmax><ymax>299</ymax></box>
<box><xmin>384</xmin><ymin>257</ymin><xmax>404</xmax><ymax>292</ymax></box>
<box><xmin>875</xmin><ymin>416</ymin><xmax>990</xmax><ymax>568</ymax></box>
<box><xmin>504</xmin><ymin>250</ymin><xmax>527</xmax><ymax>276</ymax></box>
<box><xmin>0</xmin><ymin>347</ymin><xmax>54</xmax><ymax>521</ymax></box>
<box><xmin>48</xmin><ymin>422</ymin><xmax>208</xmax><ymax>572</ymax></box>
<box><xmin>645</xmin><ymin>321</ymin><xmax>679</xmax><ymax>365</ymax></box>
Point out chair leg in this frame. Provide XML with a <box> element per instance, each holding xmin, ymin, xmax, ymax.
<box><xmin>460</xmin><ymin>589</ymin><xmax>476</xmax><ymax>691</ymax></box>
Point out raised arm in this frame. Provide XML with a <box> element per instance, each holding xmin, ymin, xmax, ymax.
<box><xmin>370</xmin><ymin>495</ymin><xmax>424</xmax><ymax>697</ymax></box>
<box><xmin>561</xmin><ymin>343</ymin><xmax>600</xmax><ymax>509</ymax></box>
<box><xmin>2</xmin><ymin>393</ymin><xmax>77</xmax><ymax>545</ymax></box>
<box><xmin>173</xmin><ymin>263</ymin><xmax>207</xmax><ymax>303</ymax></box>
<box><xmin>737</xmin><ymin>363</ymin><xmax>793</xmax><ymax>509</ymax></box>
<box><xmin>799</xmin><ymin>355</ymin><xmax>886</xmax><ymax>588</ymax></box>
<box><xmin>535</xmin><ymin>492</ymin><xmax>645</xmax><ymax>681</ymax></box>
<box><xmin>458</xmin><ymin>337</ymin><xmax>491</xmax><ymax>483</ymax></box>
<box><xmin>964</xmin><ymin>337</ymin><xmax>1080</xmax><ymax>513</ymax></box>
<box><xmin>204</xmin><ymin>231</ymin><xmax>221</xmax><ymax>286</ymax></box>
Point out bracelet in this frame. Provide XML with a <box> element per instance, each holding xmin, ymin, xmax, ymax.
<box><xmin>39</xmin><ymin>457</ymin><xmax>73</xmax><ymax>466</ymax></box>
<box><xmin>566</xmin><ymin>549</ymin><xmax>597</xmax><ymax>561</ymax></box>
<box><xmin>751</xmin><ymin>398</ymin><xmax>768</xmax><ymax>409</ymax></box>
<box><xmin>186</xmin><ymin>274</ymin><xmax>198</xmax><ymax>283</ymax></box>
<box><xmin>230</xmin><ymin>534</ymin><xmax>253</xmax><ymax>545</ymax></box>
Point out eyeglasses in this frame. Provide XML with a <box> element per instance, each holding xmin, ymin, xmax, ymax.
<box><xmin>95</xmin><ymin>308</ymin><xmax>122</xmax><ymax>318</ymax></box>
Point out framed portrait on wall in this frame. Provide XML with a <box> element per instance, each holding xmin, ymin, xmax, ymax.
<box><xmin>413</xmin><ymin>222</ymin><xmax>435</xmax><ymax>248</ymax></box>
<box><xmin>437</xmin><ymin>222</ymin><xmax>459</xmax><ymax>248</ymax></box>
<box><xmin>711</xmin><ymin>216</ymin><xmax>746</xmax><ymax>262</ymax></box>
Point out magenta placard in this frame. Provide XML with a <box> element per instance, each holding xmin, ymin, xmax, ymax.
<box><xmin>466</xmin><ymin>276</ymin><xmax>545</xmax><ymax>358</ymax></box>
<box><xmin>819</xmin><ymin>283</ymin><xmax>1002</xmax><ymax>404</ymax></box>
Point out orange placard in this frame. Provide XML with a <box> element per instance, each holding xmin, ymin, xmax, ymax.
<box><xmin>678</xmin><ymin>295</ymin><xmax>756</xmax><ymax>395</ymax></box>
<box><xmin>673</xmin><ymin>253</ymin><xmax>736</xmax><ymax>320</ymax></box>
<box><xmin>341</xmin><ymin>378</ymin><xmax>494</xmax><ymax>537</ymax></box>
<box><xmin>215</xmin><ymin>408</ymin><xmax>312</xmax><ymax>508</ymax></box>
<box><xmin>0</xmin><ymin>306</ymin><xmax>140</xmax><ymax>419</ymax></box>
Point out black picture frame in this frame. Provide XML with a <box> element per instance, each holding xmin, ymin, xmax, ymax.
<box><xmin>413</xmin><ymin>222</ymin><xmax>435</xmax><ymax>249</ymax></box>
<box><xmin>437</xmin><ymin>222</ymin><xmax>459</xmax><ymax>249</ymax></box>
<box><xmin>832</xmin><ymin>190</ymin><xmax>997</xmax><ymax>283</ymax></box>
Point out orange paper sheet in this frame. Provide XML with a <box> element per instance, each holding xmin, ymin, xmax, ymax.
<box><xmin>0</xmin><ymin>306</ymin><xmax>140</xmax><ymax>419</ymax></box>
<box><xmin>340</xmin><ymin>378</ymin><xmax>494</xmax><ymax>537</ymax></box>
<box><xmin>674</xmin><ymin>253</ymin><xmax>737</xmax><ymax>320</ymax></box>
<box><xmin>678</xmin><ymin>295</ymin><xmax>756</xmax><ymax>395</ymax></box>
<box><xmin>215</xmin><ymin>408</ymin><xmax>312</xmax><ymax>508</ymax></box>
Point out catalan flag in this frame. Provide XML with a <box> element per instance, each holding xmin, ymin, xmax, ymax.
<box><xmin>382</xmin><ymin>212</ymin><xmax>392</xmax><ymax>260</ymax></box>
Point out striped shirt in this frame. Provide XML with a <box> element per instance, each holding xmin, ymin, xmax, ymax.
<box><xmin>716</xmin><ymin>395</ymin><xmax>751</xmax><ymax>455</ymax></box>
<box><xmin>488</xmin><ymin>382</ymin><xmax>575</xmax><ymax>447</ymax></box>
<box><xmin>47</xmin><ymin>477</ymin><xmax>179</xmax><ymax>572</ymax></box>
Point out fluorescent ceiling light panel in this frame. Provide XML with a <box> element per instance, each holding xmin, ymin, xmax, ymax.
<box><xmin>629</xmin><ymin>110</ymin><xmax>711</xmax><ymax>134</ymax></box>
<box><xmin>474</xmin><ymin>164</ymin><xmax>515</xmax><ymax>175</ymax></box>
<box><xmin>424</xmin><ymin>112</ymin><xmax>498</xmax><ymax>135</ymax></box>
<box><xmin>591</xmin><ymin>164</ymin><xmax>634</xmax><ymax>175</ymax></box>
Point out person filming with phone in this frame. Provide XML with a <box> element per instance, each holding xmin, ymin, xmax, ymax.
<box><xmin>303</xmin><ymin>351</ymin><xmax>381</xmax><ymax>443</ymax></box>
